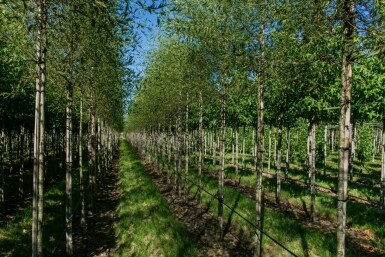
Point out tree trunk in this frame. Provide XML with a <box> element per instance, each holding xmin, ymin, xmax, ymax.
<box><xmin>65</xmin><ymin>84</ymin><xmax>73</xmax><ymax>255</ymax></box>
<box><xmin>324</xmin><ymin>125</ymin><xmax>327</xmax><ymax>176</ymax></box>
<box><xmin>276</xmin><ymin>125</ymin><xmax>282</xmax><ymax>205</ymax></box>
<box><xmin>268</xmin><ymin>125</ymin><xmax>271</xmax><ymax>173</ymax></box>
<box><xmin>285</xmin><ymin>126</ymin><xmax>290</xmax><ymax>180</ymax></box>
<box><xmin>79</xmin><ymin>93</ymin><xmax>86</xmax><ymax>231</ymax></box>
<box><xmin>177</xmin><ymin>92</ymin><xmax>182</xmax><ymax>197</ymax></box>
<box><xmin>309</xmin><ymin>118</ymin><xmax>316</xmax><ymax>222</ymax></box>
<box><xmin>184</xmin><ymin>93</ymin><xmax>189</xmax><ymax>203</ymax></box>
<box><xmin>242</xmin><ymin>126</ymin><xmax>246</xmax><ymax>167</ymax></box>
<box><xmin>380</xmin><ymin>115</ymin><xmax>385</xmax><ymax>208</ymax></box>
<box><xmin>88</xmin><ymin>105</ymin><xmax>96</xmax><ymax>211</ymax></box>
<box><xmin>273</xmin><ymin>128</ymin><xmax>277</xmax><ymax>167</ymax></box>
<box><xmin>32</xmin><ymin>1</ymin><xmax>47</xmax><ymax>255</ymax></box>
<box><xmin>235</xmin><ymin>126</ymin><xmax>239</xmax><ymax>181</ymax></box>
<box><xmin>348</xmin><ymin>123</ymin><xmax>354</xmax><ymax>180</ymax></box>
<box><xmin>218</xmin><ymin>94</ymin><xmax>226</xmax><ymax>240</ymax></box>
<box><xmin>168</xmin><ymin>117</ymin><xmax>172</xmax><ymax>184</ymax></box>
<box><xmin>255</xmin><ymin>24</ymin><xmax>265</xmax><ymax>256</ymax></box>
<box><xmin>337</xmin><ymin>1</ymin><xmax>354</xmax><ymax>256</ymax></box>
<box><xmin>231</xmin><ymin>128</ymin><xmax>234</xmax><ymax>164</ymax></box>
<box><xmin>212</xmin><ymin>129</ymin><xmax>217</xmax><ymax>173</ymax></box>
<box><xmin>19</xmin><ymin>125</ymin><xmax>25</xmax><ymax>198</ymax></box>
<box><xmin>198</xmin><ymin>92</ymin><xmax>203</xmax><ymax>205</ymax></box>
<box><xmin>0</xmin><ymin>126</ymin><xmax>4</xmax><ymax>203</ymax></box>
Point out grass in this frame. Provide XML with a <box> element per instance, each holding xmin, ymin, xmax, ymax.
<box><xmin>0</xmin><ymin>165</ymin><xmax>82</xmax><ymax>256</ymax></box>
<box><xmin>150</xmin><ymin>148</ymin><xmax>385</xmax><ymax>256</ymax></box>
<box><xmin>183</xmin><ymin>165</ymin><xmax>347</xmax><ymax>257</ymax></box>
<box><xmin>115</xmin><ymin>141</ymin><xmax>198</xmax><ymax>257</ymax></box>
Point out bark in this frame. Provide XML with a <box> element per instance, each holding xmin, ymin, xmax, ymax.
<box><xmin>0</xmin><ymin>126</ymin><xmax>4</xmax><ymax>203</ymax></box>
<box><xmin>79</xmin><ymin>93</ymin><xmax>86</xmax><ymax>231</ymax></box>
<box><xmin>198</xmin><ymin>92</ymin><xmax>203</xmax><ymax>205</ymax></box>
<box><xmin>242</xmin><ymin>126</ymin><xmax>246</xmax><ymax>167</ymax></box>
<box><xmin>337</xmin><ymin>1</ymin><xmax>354</xmax><ymax>256</ymax></box>
<box><xmin>218</xmin><ymin>94</ymin><xmax>226</xmax><ymax>240</ymax></box>
<box><xmin>32</xmin><ymin>1</ymin><xmax>47</xmax><ymax>255</ymax></box>
<box><xmin>252</xmin><ymin>128</ymin><xmax>255</xmax><ymax>161</ymax></box>
<box><xmin>65</xmin><ymin>83</ymin><xmax>73</xmax><ymax>255</ymax></box>
<box><xmin>381</xmin><ymin>115</ymin><xmax>385</xmax><ymax>208</ymax></box>
<box><xmin>273</xmin><ymin>127</ymin><xmax>277</xmax><ymax>167</ymax></box>
<box><xmin>268</xmin><ymin>125</ymin><xmax>271</xmax><ymax>173</ymax></box>
<box><xmin>308</xmin><ymin>118</ymin><xmax>316</xmax><ymax>221</ymax></box>
<box><xmin>255</xmin><ymin>24</ymin><xmax>265</xmax><ymax>256</ymax></box>
<box><xmin>231</xmin><ymin>128</ymin><xmax>234</xmax><ymax>164</ymax></box>
<box><xmin>184</xmin><ymin>93</ymin><xmax>189</xmax><ymax>203</ymax></box>
<box><xmin>88</xmin><ymin>105</ymin><xmax>96</xmax><ymax>211</ymax></box>
<box><xmin>276</xmin><ymin>125</ymin><xmax>282</xmax><ymax>205</ymax></box>
<box><xmin>285</xmin><ymin>127</ymin><xmax>290</xmax><ymax>180</ymax></box>
<box><xmin>177</xmin><ymin>92</ymin><xmax>182</xmax><ymax>197</ymax></box>
<box><xmin>19</xmin><ymin>125</ymin><xmax>25</xmax><ymax>198</ymax></box>
<box><xmin>168</xmin><ymin>117</ymin><xmax>172</xmax><ymax>184</ymax></box>
<box><xmin>212</xmin><ymin>129</ymin><xmax>217</xmax><ymax>172</ymax></box>
<box><xmin>235</xmin><ymin>126</ymin><xmax>239</xmax><ymax>181</ymax></box>
<box><xmin>324</xmin><ymin>125</ymin><xmax>327</xmax><ymax>176</ymax></box>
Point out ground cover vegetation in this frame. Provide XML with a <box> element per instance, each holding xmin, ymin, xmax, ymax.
<box><xmin>125</xmin><ymin>1</ymin><xmax>385</xmax><ymax>256</ymax></box>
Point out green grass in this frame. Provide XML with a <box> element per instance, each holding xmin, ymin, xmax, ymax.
<box><xmin>115</xmin><ymin>141</ymin><xmax>198</xmax><ymax>257</ymax></box>
<box><xmin>151</xmin><ymin>149</ymin><xmax>385</xmax><ymax>256</ymax></box>
<box><xmin>183</xmin><ymin>166</ymin><xmax>345</xmax><ymax>256</ymax></box>
<box><xmin>200</xmin><ymin>153</ymin><xmax>385</xmax><ymax>251</ymax></box>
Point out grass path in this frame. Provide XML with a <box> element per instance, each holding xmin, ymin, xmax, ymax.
<box><xmin>114</xmin><ymin>141</ymin><xmax>199</xmax><ymax>257</ymax></box>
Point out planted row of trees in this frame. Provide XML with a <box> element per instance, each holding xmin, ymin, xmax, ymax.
<box><xmin>1</xmin><ymin>0</ymin><xmax>135</xmax><ymax>255</ymax></box>
<box><xmin>126</xmin><ymin>1</ymin><xmax>385</xmax><ymax>256</ymax></box>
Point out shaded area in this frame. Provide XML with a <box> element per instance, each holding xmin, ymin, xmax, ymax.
<box><xmin>68</xmin><ymin>156</ymin><xmax>120</xmax><ymax>257</ymax></box>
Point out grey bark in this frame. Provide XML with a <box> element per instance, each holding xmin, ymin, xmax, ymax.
<box><xmin>337</xmin><ymin>1</ymin><xmax>354</xmax><ymax>256</ymax></box>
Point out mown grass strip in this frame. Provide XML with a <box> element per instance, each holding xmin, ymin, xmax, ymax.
<box><xmin>115</xmin><ymin>141</ymin><xmax>198</xmax><ymax>257</ymax></box>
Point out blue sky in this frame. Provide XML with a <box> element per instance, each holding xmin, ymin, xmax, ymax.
<box><xmin>129</xmin><ymin>1</ymin><xmax>161</xmax><ymax>76</ymax></box>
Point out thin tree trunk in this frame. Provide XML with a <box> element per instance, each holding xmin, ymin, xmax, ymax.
<box><xmin>235</xmin><ymin>126</ymin><xmax>239</xmax><ymax>181</ymax></box>
<box><xmin>198</xmin><ymin>92</ymin><xmax>203</xmax><ymax>205</ymax></box>
<box><xmin>231</xmin><ymin>128</ymin><xmax>234</xmax><ymax>164</ymax></box>
<box><xmin>19</xmin><ymin>125</ymin><xmax>25</xmax><ymax>198</ymax></box>
<box><xmin>167</xmin><ymin>117</ymin><xmax>172</xmax><ymax>184</ymax></box>
<box><xmin>276</xmin><ymin>124</ymin><xmax>282</xmax><ymax>205</ymax></box>
<box><xmin>285</xmin><ymin>126</ymin><xmax>290</xmax><ymax>180</ymax></box>
<box><xmin>309</xmin><ymin>117</ymin><xmax>316</xmax><ymax>222</ymax></box>
<box><xmin>32</xmin><ymin>1</ymin><xmax>47</xmax><ymax>254</ymax></box>
<box><xmin>273</xmin><ymin>127</ymin><xmax>277</xmax><ymax>167</ymax></box>
<box><xmin>337</xmin><ymin>1</ymin><xmax>354</xmax><ymax>256</ymax></box>
<box><xmin>212</xmin><ymin>129</ymin><xmax>217</xmax><ymax>173</ymax></box>
<box><xmin>0</xmin><ymin>126</ymin><xmax>4</xmax><ymax>203</ymax></box>
<box><xmin>255</xmin><ymin>24</ymin><xmax>265</xmax><ymax>256</ymax></box>
<box><xmin>218</xmin><ymin>94</ymin><xmax>226</xmax><ymax>240</ymax></box>
<box><xmin>242</xmin><ymin>126</ymin><xmax>245</xmax><ymax>167</ymax></box>
<box><xmin>177</xmin><ymin>92</ymin><xmax>182</xmax><ymax>197</ymax></box>
<box><xmin>324</xmin><ymin>125</ymin><xmax>327</xmax><ymax>176</ymax></box>
<box><xmin>184</xmin><ymin>93</ymin><xmax>189</xmax><ymax>203</ymax></box>
<box><xmin>380</xmin><ymin>115</ymin><xmax>385</xmax><ymax>208</ymax></box>
<box><xmin>79</xmin><ymin>93</ymin><xmax>86</xmax><ymax>231</ymax></box>
<box><xmin>268</xmin><ymin>125</ymin><xmax>271</xmax><ymax>173</ymax></box>
<box><xmin>65</xmin><ymin>83</ymin><xmax>73</xmax><ymax>255</ymax></box>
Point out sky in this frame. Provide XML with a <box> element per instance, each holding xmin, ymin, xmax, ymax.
<box><xmin>129</xmin><ymin>1</ymin><xmax>161</xmax><ymax>76</ymax></box>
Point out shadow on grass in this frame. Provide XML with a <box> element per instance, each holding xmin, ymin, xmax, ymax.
<box><xmin>115</xmin><ymin>142</ymin><xmax>198</xmax><ymax>257</ymax></box>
